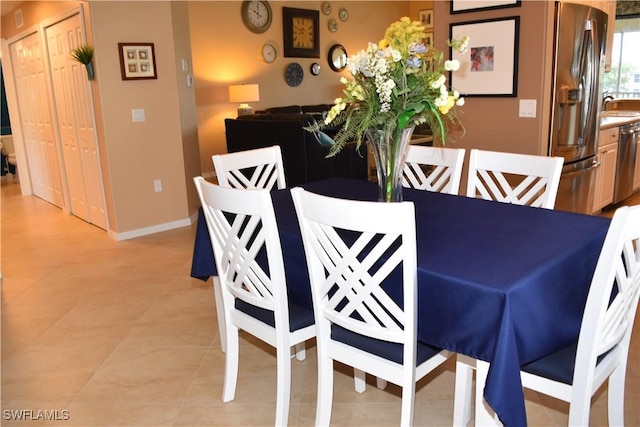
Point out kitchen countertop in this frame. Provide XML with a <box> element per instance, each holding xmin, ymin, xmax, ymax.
<box><xmin>600</xmin><ymin>111</ymin><xmax>640</xmax><ymax>130</ymax></box>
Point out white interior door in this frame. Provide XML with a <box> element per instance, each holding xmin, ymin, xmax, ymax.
<box><xmin>45</xmin><ymin>13</ymin><xmax>106</xmax><ymax>229</ymax></box>
<box><xmin>9</xmin><ymin>32</ymin><xmax>63</xmax><ymax>207</ymax></box>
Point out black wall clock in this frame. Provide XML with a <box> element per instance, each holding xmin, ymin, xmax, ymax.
<box><xmin>285</xmin><ymin>62</ymin><xmax>304</xmax><ymax>86</ymax></box>
<box><xmin>283</xmin><ymin>7</ymin><xmax>320</xmax><ymax>58</ymax></box>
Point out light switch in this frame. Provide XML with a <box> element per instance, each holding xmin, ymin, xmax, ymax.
<box><xmin>519</xmin><ymin>99</ymin><xmax>537</xmax><ymax>118</ymax></box>
<box><xmin>132</xmin><ymin>108</ymin><xmax>145</xmax><ymax>122</ymax></box>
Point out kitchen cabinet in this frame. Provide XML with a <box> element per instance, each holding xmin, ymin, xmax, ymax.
<box><xmin>603</xmin><ymin>0</ymin><xmax>616</xmax><ymax>72</ymax></box>
<box><xmin>593</xmin><ymin>127</ymin><xmax>619</xmax><ymax>213</ymax></box>
<box><xmin>632</xmin><ymin>124</ymin><xmax>640</xmax><ymax>191</ymax></box>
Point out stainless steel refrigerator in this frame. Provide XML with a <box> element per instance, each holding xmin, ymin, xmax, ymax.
<box><xmin>549</xmin><ymin>1</ymin><xmax>607</xmax><ymax>214</ymax></box>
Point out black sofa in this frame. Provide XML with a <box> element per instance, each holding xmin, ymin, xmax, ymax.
<box><xmin>224</xmin><ymin>104</ymin><xmax>368</xmax><ymax>187</ymax></box>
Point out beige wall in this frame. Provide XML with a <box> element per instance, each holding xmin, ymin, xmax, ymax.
<box><xmin>433</xmin><ymin>0</ymin><xmax>553</xmax><ymax>160</ymax></box>
<box><xmin>188</xmin><ymin>1</ymin><xmax>421</xmax><ymax>177</ymax></box>
<box><xmin>1</xmin><ymin>0</ymin><xmax>563</xmax><ymax>236</ymax></box>
<box><xmin>88</xmin><ymin>1</ymin><xmax>195</xmax><ymax>234</ymax></box>
<box><xmin>1</xmin><ymin>1</ymin><xmax>200</xmax><ymax>236</ymax></box>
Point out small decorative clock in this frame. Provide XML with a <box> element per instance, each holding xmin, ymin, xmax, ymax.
<box><xmin>338</xmin><ymin>8</ymin><xmax>349</xmax><ymax>22</ymax></box>
<box><xmin>310</xmin><ymin>62</ymin><xmax>321</xmax><ymax>76</ymax></box>
<box><xmin>241</xmin><ymin>1</ymin><xmax>272</xmax><ymax>34</ymax></box>
<box><xmin>321</xmin><ymin>1</ymin><xmax>332</xmax><ymax>15</ymax></box>
<box><xmin>328</xmin><ymin>18</ymin><xmax>338</xmax><ymax>33</ymax></box>
<box><xmin>285</xmin><ymin>62</ymin><xmax>304</xmax><ymax>86</ymax></box>
<box><xmin>260</xmin><ymin>43</ymin><xmax>277</xmax><ymax>64</ymax></box>
<box><xmin>283</xmin><ymin>7</ymin><xmax>320</xmax><ymax>58</ymax></box>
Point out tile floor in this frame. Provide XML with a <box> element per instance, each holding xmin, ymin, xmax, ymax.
<box><xmin>1</xmin><ymin>179</ymin><xmax>639</xmax><ymax>426</ymax></box>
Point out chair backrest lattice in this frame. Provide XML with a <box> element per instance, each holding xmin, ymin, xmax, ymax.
<box><xmin>213</xmin><ymin>145</ymin><xmax>286</xmax><ymax>190</ymax></box>
<box><xmin>403</xmin><ymin>146</ymin><xmax>466</xmax><ymax>195</ymax></box>
<box><xmin>291</xmin><ymin>187</ymin><xmax>417</xmax><ymax>345</ymax></box>
<box><xmin>193</xmin><ymin>177</ymin><xmax>285</xmax><ymax>314</ymax></box>
<box><xmin>577</xmin><ymin>205</ymin><xmax>640</xmax><ymax>376</ymax></box>
<box><xmin>466</xmin><ymin>149</ymin><xmax>564</xmax><ymax>209</ymax></box>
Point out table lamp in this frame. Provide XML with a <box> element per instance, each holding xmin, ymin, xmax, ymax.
<box><xmin>228</xmin><ymin>84</ymin><xmax>260</xmax><ymax>116</ymax></box>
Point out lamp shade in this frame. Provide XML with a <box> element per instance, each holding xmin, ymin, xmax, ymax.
<box><xmin>228</xmin><ymin>84</ymin><xmax>260</xmax><ymax>103</ymax></box>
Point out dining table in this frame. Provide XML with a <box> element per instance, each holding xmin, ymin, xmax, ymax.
<box><xmin>190</xmin><ymin>177</ymin><xmax>611</xmax><ymax>427</ymax></box>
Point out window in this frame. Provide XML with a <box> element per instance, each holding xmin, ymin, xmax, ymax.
<box><xmin>602</xmin><ymin>18</ymin><xmax>640</xmax><ymax>99</ymax></box>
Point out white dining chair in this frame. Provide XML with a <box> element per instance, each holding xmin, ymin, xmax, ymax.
<box><xmin>212</xmin><ymin>145</ymin><xmax>286</xmax><ymax>190</ymax></box>
<box><xmin>193</xmin><ymin>177</ymin><xmax>315</xmax><ymax>427</ymax></box>
<box><xmin>453</xmin><ymin>204</ymin><xmax>640</xmax><ymax>426</ymax></box>
<box><xmin>291</xmin><ymin>187</ymin><xmax>453</xmax><ymax>427</ymax></box>
<box><xmin>209</xmin><ymin>145</ymin><xmax>286</xmax><ymax>353</ymax></box>
<box><xmin>466</xmin><ymin>149</ymin><xmax>564</xmax><ymax>209</ymax></box>
<box><xmin>403</xmin><ymin>145</ymin><xmax>466</xmax><ymax>195</ymax></box>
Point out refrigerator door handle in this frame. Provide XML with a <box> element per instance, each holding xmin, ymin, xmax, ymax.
<box><xmin>562</xmin><ymin>158</ymin><xmax>600</xmax><ymax>179</ymax></box>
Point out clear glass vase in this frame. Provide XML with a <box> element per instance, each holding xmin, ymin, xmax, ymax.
<box><xmin>367</xmin><ymin>126</ymin><xmax>415</xmax><ymax>202</ymax></box>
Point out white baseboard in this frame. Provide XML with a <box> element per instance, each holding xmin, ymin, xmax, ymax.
<box><xmin>108</xmin><ymin>216</ymin><xmax>195</xmax><ymax>241</ymax></box>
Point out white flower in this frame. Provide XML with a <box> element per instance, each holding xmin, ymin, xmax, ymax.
<box><xmin>431</xmin><ymin>74</ymin><xmax>446</xmax><ymax>89</ymax></box>
<box><xmin>456</xmin><ymin>97</ymin><xmax>465</xmax><ymax>106</ymax></box>
<box><xmin>444</xmin><ymin>60</ymin><xmax>460</xmax><ymax>72</ymax></box>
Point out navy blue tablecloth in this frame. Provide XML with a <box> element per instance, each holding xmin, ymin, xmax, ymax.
<box><xmin>191</xmin><ymin>178</ymin><xmax>610</xmax><ymax>426</ymax></box>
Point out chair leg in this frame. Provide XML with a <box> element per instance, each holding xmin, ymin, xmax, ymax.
<box><xmin>354</xmin><ymin>368</ymin><xmax>366</xmax><ymax>393</ymax></box>
<box><xmin>275</xmin><ymin>345</ymin><xmax>292</xmax><ymax>427</ymax></box>
<box><xmin>294</xmin><ymin>342</ymin><xmax>306</xmax><ymax>361</ymax></box>
<box><xmin>222</xmin><ymin>324</ymin><xmax>239</xmax><ymax>402</ymax></box>
<box><xmin>607</xmin><ymin>363</ymin><xmax>626</xmax><ymax>426</ymax></box>
<box><xmin>453</xmin><ymin>355</ymin><xmax>474</xmax><ymax>427</ymax></box>
<box><xmin>316</xmin><ymin>354</ymin><xmax>334</xmax><ymax>426</ymax></box>
<box><xmin>399</xmin><ymin>383</ymin><xmax>416</xmax><ymax>427</ymax></box>
<box><xmin>376</xmin><ymin>376</ymin><xmax>388</xmax><ymax>390</ymax></box>
<box><xmin>212</xmin><ymin>276</ymin><xmax>227</xmax><ymax>353</ymax></box>
<box><xmin>475</xmin><ymin>360</ymin><xmax>502</xmax><ymax>426</ymax></box>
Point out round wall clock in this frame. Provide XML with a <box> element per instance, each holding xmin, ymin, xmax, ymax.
<box><xmin>241</xmin><ymin>1</ymin><xmax>272</xmax><ymax>34</ymax></box>
<box><xmin>260</xmin><ymin>43</ymin><xmax>277</xmax><ymax>63</ymax></box>
<box><xmin>310</xmin><ymin>62</ymin><xmax>321</xmax><ymax>76</ymax></box>
<box><xmin>285</xmin><ymin>62</ymin><xmax>304</xmax><ymax>87</ymax></box>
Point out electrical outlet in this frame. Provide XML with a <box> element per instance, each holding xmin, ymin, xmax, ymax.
<box><xmin>154</xmin><ymin>179</ymin><xmax>162</xmax><ymax>192</ymax></box>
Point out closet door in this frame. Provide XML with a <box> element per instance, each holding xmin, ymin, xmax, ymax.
<box><xmin>45</xmin><ymin>13</ymin><xmax>106</xmax><ymax>229</ymax></box>
<box><xmin>9</xmin><ymin>32</ymin><xmax>63</xmax><ymax>207</ymax></box>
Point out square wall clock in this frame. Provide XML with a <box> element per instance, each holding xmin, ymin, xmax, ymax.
<box><xmin>283</xmin><ymin>7</ymin><xmax>320</xmax><ymax>58</ymax></box>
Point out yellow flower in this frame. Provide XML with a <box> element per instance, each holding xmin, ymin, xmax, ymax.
<box><xmin>438</xmin><ymin>95</ymin><xmax>457</xmax><ymax>115</ymax></box>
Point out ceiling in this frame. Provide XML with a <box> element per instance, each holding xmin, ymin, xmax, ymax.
<box><xmin>1</xmin><ymin>1</ymin><xmax>23</xmax><ymax>17</ymax></box>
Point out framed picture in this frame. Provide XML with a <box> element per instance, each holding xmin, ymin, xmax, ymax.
<box><xmin>424</xmin><ymin>32</ymin><xmax>434</xmax><ymax>47</ymax></box>
<box><xmin>419</xmin><ymin>9</ymin><xmax>434</xmax><ymax>30</ymax></box>
<box><xmin>449</xmin><ymin>16</ymin><xmax>520</xmax><ymax>97</ymax></box>
<box><xmin>451</xmin><ymin>0</ymin><xmax>521</xmax><ymax>14</ymax></box>
<box><xmin>283</xmin><ymin>7</ymin><xmax>320</xmax><ymax>58</ymax></box>
<box><xmin>118</xmin><ymin>43</ymin><xmax>157</xmax><ymax>80</ymax></box>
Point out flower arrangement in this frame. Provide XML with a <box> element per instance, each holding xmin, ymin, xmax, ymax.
<box><xmin>307</xmin><ymin>17</ymin><xmax>469</xmax><ymax>156</ymax></box>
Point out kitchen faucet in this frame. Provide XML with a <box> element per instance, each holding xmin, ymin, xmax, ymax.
<box><xmin>602</xmin><ymin>94</ymin><xmax>614</xmax><ymax>110</ymax></box>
